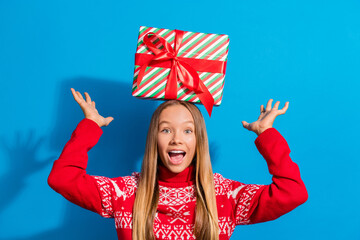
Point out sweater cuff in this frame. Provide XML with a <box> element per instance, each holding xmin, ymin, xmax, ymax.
<box><xmin>254</xmin><ymin>128</ymin><xmax>289</xmax><ymax>161</ymax></box>
<box><xmin>72</xmin><ymin>118</ymin><xmax>103</xmax><ymax>144</ymax></box>
<box><xmin>77</xmin><ymin>118</ymin><xmax>103</xmax><ymax>133</ymax></box>
<box><xmin>255</xmin><ymin>128</ymin><xmax>281</xmax><ymax>149</ymax></box>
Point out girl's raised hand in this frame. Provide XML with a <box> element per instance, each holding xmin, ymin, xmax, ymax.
<box><xmin>242</xmin><ymin>99</ymin><xmax>289</xmax><ymax>136</ymax></box>
<box><xmin>71</xmin><ymin>88</ymin><xmax>114</xmax><ymax>127</ymax></box>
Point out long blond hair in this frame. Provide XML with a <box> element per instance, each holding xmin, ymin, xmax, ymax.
<box><xmin>132</xmin><ymin>100</ymin><xmax>219</xmax><ymax>240</ymax></box>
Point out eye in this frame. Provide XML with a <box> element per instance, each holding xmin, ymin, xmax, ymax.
<box><xmin>161</xmin><ymin>128</ymin><xmax>171</xmax><ymax>133</ymax></box>
<box><xmin>184</xmin><ymin>129</ymin><xmax>193</xmax><ymax>134</ymax></box>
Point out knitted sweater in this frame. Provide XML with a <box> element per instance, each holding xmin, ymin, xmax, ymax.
<box><xmin>48</xmin><ymin>118</ymin><xmax>308</xmax><ymax>240</ymax></box>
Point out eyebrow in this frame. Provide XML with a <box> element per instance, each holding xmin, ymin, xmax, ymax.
<box><xmin>159</xmin><ymin>120</ymin><xmax>194</xmax><ymax>125</ymax></box>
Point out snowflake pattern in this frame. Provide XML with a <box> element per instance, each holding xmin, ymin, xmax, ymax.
<box><xmin>114</xmin><ymin>211</ymin><xmax>133</xmax><ymax>229</ymax></box>
<box><xmin>93</xmin><ymin>176</ymin><xmax>114</xmax><ymax>218</ymax></box>
<box><xmin>94</xmin><ymin>172</ymin><xmax>262</xmax><ymax>239</ymax></box>
<box><xmin>154</xmin><ymin>223</ymin><xmax>195</xmax><ymax>240</ymax></box>
<box><xmin>235</xmin><ymin>184</ymin><xmax>263</xmax><ymax>225</ymax></box>
<box><xmin>159</xmin><ymin>185</ymin><xmax>196</xmax><ymax>206</ymax></box>
<box><xmin>166</xmin><ymin>205</ymin><xmax>191</xmax><ymax>224</ymax></box>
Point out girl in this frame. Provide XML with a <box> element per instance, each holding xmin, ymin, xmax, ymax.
<box><xmin>48</xmin><ymin>88</ymin><xmax>308</xmax><ymax>240</ymax></box>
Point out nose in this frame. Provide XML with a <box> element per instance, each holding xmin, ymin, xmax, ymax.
<box><xmin>170</xmin><ymin>131</ymin><xmax>183</xmax><ymax>145</ymax></box>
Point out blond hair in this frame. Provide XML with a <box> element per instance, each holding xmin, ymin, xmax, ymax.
<box><xmin>132</xmin><ymin>100</ymin><xmax>219</xmax><ymax>240</ymax></box>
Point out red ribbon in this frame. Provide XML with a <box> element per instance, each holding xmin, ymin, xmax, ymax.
<box><xmin>135</xmin><ymin>29</ymin><xmax>226</xmax><ymax>116</ymax></box>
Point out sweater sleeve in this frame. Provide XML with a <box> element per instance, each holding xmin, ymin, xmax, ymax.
<box><xmin>234</xmin><ymin>128</ymin><xmax>308</xmax><ymax>225</ymax></box>
<box><xmin>48</xmin><ymin>118</ymin><xmax>120</xmax><ymax>218</ymax></box>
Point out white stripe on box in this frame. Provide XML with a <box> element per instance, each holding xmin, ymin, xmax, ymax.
<box><xmin>208</xmin><ymin>42</ymin><xmax>229</xmax><ymax>60</ymax></box>
<box><xmin>213</xmin><ymin>86</ymin><xmax>223</xmax><ymax>99</ymax></box>
<box><xmin>144</xmin><ymin>69</ymin><xmax>171</xmax><ymax>97</ymax></box>
<box><xmin>195</xmin><ymin>35</ymin><xmax>228</xmax><ymax>59</ymax></box>
<box><xmin>208</xmin><ymin>77</ymin><xmax>223</xmax><ymax>92</ymax></box>
<box><xmin>137</xmin><ymin>27</ymin><xmax>163</xmax><ymax>52</ymax></box>
<box><xmin>183</xmin><ymin>34</ymin><xmax>217</xmax><ymax>58</ymax></box>
<box><xmin>178</xmin><ymin>33</ymin><xmax>205</xmax><ymax>54</ymax></box>
<box><xmin>183</xmin><ymin>31</ymin><xmax>192</xmax><ymax>39</ymax></box>
<box><xmin>220</xmin><ymin>54</ymin><xmax>228</xmax><ymax>61</ymax></box>
<box><xmin>177</xmin><ymin>72</ymin><xmax>207</xmax><ymax>96</ymax></box>
<box><xmin>137</xmin><ymin>27</ymin><xmax>158</xmax><ymax>44</ymax></box>
<box><xmin>138</xmin><ymin>29</ymin><xmax>173</xmax><ymax>53</ymax></box>
<box><xmin>177</xmin><ymin>85</ymin><xmax>188</xmax><ymax>96</ymax></box>
<box><xmin>135</xmin><ymin>67</ymin><xmax>162</xmax><ymax>91</ymax></box>
<box><xmin>145</xmin><ymin>80</ymin><xmax>167</xmax><ymax>98</ymax></box>
<box><xmin>157</xmin><ymin>32</ymin><xmax>175</xmax><ymax>49</ymax></box>
<box><xmin>192</xmin><ymin>97</ymin><xmax>199</xmax><ymax>102</ymax></box>
<box><xmin>203</xmin><ymin>73</ymin><xmax>219</xmax><ymax>86</ymax></box>
<box><xmin>134</xmin><ymin>68</ymin><xmax>140</xmax><ymax>77</ymax></box>
<box><xmin>158</xmin><ymin>92</ymin><xmax>165</xmax><ymax>98</ymax></box>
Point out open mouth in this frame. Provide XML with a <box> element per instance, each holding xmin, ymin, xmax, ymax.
<box><xmin>168</xmin><ymin>150</ymin><xmax>186</xmax><ymax>165</ymax></box>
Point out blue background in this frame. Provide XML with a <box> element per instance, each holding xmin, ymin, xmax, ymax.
<box><xmin>0</xmin><ymin>0</ymin><xmax>359</xmax><ymax>239</ymax></box>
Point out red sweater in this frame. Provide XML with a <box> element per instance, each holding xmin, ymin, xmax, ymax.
<box><xmin>48</xmin><ymin>118</ymin><xmax>308</xmax><ymax>240</ymax></box>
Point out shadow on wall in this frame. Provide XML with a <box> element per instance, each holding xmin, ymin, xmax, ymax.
<box><xmin>5</xmin><ymin>77</ymin><xmax>158</xmax><ymax>240</ymax></box>
<box><xmin>2</xmin><ymin>77</ymin><xmax>219</xmax><ymax>240</ymax></box>
<box><xmin>0</xmin><ymin>133</ymin><xmax>53</xmax><ymax>213</ymax></box>
<box><xmin>49</xmin><ymin>77</ymin><xmax>159</xmax><ymax>178</ymax></box>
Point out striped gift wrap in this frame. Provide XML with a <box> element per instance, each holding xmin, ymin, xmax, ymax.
<box><xmin>132</xmin><ymin>26</ymin><xmax>229</xmax><ymax>106</ymax></box>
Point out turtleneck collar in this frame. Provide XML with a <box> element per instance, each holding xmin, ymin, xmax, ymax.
<box><xmin>157</xmin><ymin>163</ymin><xmax>195</xmax><ymax>187</ymax></box>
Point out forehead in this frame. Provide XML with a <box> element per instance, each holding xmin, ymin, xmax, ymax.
<box><xmin>159</xmin><ymin>105</ymin><xmax>194</xmax><ymax>125</ymax></box>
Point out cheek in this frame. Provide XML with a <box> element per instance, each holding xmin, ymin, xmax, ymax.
<box><xmin>187</xmin><ymin>136</ymin><xmax>197</xmax><ymax>155</ymax></box>
<box><xmin>157</xmin><ymin>144</ymin><xmax>166</xmax><ymax>164</ymax></box>
<box><xmin>157</xmin><ymin>140</ymin><xmax>164</xmax><ymax>154</ymax></box>
<box><xmin>157</xmin><ymin>135</ymin><xmax>168</xmax><ymax>158</ymax></box>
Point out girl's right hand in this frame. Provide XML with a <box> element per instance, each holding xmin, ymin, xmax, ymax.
<box><xmin>71</xmin><ymin>88</ymin><xmax>114</xmax><ymax>127</ymax></box>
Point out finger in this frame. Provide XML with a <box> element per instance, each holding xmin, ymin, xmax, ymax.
<box><xmin>260</xmin><ymin>105</ymin><xmax>265</xmax><ymax>114</ymax></box>
<box><xmin>241</xmin><ymin>121</ymin><xmax>250</xmax><ymax>130</ymax></box>
<box><xmin>273</xmin><ymin>101</ymin><xmax>280</xmax><ymax>110</ymax></box>
<box><xmin>34</xmin><ymin>156</ymin><xmax>54</xmax><ymax>168</ymax></box>
<box><xmin>0</xmin><ymin>136</ymin><xmax>10</xmax><ymax>151</ymax></box>
<box><xmin>16</xmin><ymin>131</ymin><xmax>21</xmax><ymax>147</ymax></box>
<box><xmin>26</xmin><ymin>130</ymin><xmax>34</xmax><ymax>147</ymax></box>
<box><xmin>76</xmin><ymin>91</ymin><xmax>85</xmax><ymax>101</ymax></box>
<box><xmin>265</xmin><ymin>99</ymin><xmax>273</xmax><ymax>111</ymax></box>
<box><xmin>71</xmin><ymin>88</ymin><xmax>80</xmax><ymax>102</ymax></box>
<box><xmin>84</xmin><ymin>92</ymin><xmax>92</xmax><ymax>104</ymax></box>
<box><xmin>32</xmin><ymin>135</ymin><xmax>45</xmax><ymax>151</ymax></box>
<box><xmin>104</xmin><ymin>117</ymin><xmax>114</xmax><ymax>126</ymax></box>
<box><xmin>92</xmin><ymin>101</ymin><xmax>96</xmax><ymax>108</ymax></box>
<box><xmin>278</xmin><ymin>101</ymin><xmax>289</xmax><ymax>115</ymax></box>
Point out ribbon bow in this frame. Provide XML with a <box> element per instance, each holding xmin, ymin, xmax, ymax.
<box><xmin>135</xmin><ymin>29</ymin><xmax>225</xmax><ymax>116</ymax></box>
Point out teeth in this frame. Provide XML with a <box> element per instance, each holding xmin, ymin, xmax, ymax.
<box><xmin>169</xmin><ymin>150</ymin><xmax>185</xmax><ymax>154</ymax></box>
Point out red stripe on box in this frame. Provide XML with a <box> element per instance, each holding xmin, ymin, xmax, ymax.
<box><xmin>212</xmin><ymin>43</ymin><xmax>229</xmax><ymax>61</ymax></box>
<box><xmin>177</xmin><ymin>32</ymin><xmax>205</xmax><ymax>57</ymax></box>
<box><xmin>187</xmin><ymin>74</ymin><xmax>223</xmax><ymax>103</ymax></box>
<box><xmin>137</xmin><ymin>28</ymin><xmax>158</xmax><ymax>52</ymax></box>
<box><xmin>142</xmin><ymin>30</ymin><xmax>175</xmax><ymax>55</ymax></box>
<box><xmin>139</xmin><ymin>69</ymin><xmax>169</xmax><ymax>97</ymax></box>
<box><xmin>177</xmin><ymin>73</ymin><xmax>215</xmax><ymax>101</ymax></box>
<box><xmin>177</xmin><ymin>34</ymin><xmax>214</xmax><ymax>58</ymax></box>
<box><xmin>203</xmin><ymin>38</ymin><xmax>229</xmax><ymax>60</ymax></box>
<box><xmin>180</xmin><ymin>32</ymin><xmax>202</xmax><ymax>47</ymax></box>
<box><xmin>191</xmin><ymin>35</ymin><xmax>224</xmax><ymax>59</ymax></box>
<box><xmin>213</xmin><ymin>86</ymin><xmax>224</xmax><ymax>105</ymax></box>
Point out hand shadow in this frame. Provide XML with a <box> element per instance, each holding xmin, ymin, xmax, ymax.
<box><xmin>49</xmin><ymin>78</ymin><xmax>159</xmax><ymax>177</ymax></box>
<box><xmin>6</xmin><ymin>77</ymin><xmax>218</xmax><ymax>240</ymax></box>
<box><xmin>0</xmin><ymin>131</ymin><xmax>53</xmax><ymax>213</ymax></box>
<box><xmin>6</xmin><ymin>77</ymin><xmax>158</xmax><ymax>240</ymax></box>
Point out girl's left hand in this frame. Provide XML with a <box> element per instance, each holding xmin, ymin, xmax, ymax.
<box><xmin>242</xmin><ymin>99</ymin><xmax>289</xmax><ymax>136</ymax></box>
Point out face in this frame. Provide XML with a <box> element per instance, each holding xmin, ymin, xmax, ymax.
<box><xmin>157</xmin><ymin>104</ymin><xmax>196</xmax><ymax>173</ymax></box>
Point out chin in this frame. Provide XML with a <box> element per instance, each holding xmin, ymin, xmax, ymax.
<box><xmin>166</xmin><ymin>165</ymin><xmax>186</xmax><ymax>173</ymax></box>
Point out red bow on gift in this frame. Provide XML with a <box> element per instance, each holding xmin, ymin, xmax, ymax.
<box><xmin>135</xmin><ymin>29</ymin><xmax>227</xmax><ymax>116</ymax></box>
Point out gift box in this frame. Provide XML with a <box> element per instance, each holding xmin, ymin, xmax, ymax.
<box><xmin>132</xmin><ymin>26</ymin><xmax>229</xmax><ymax>116</ymax></box>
